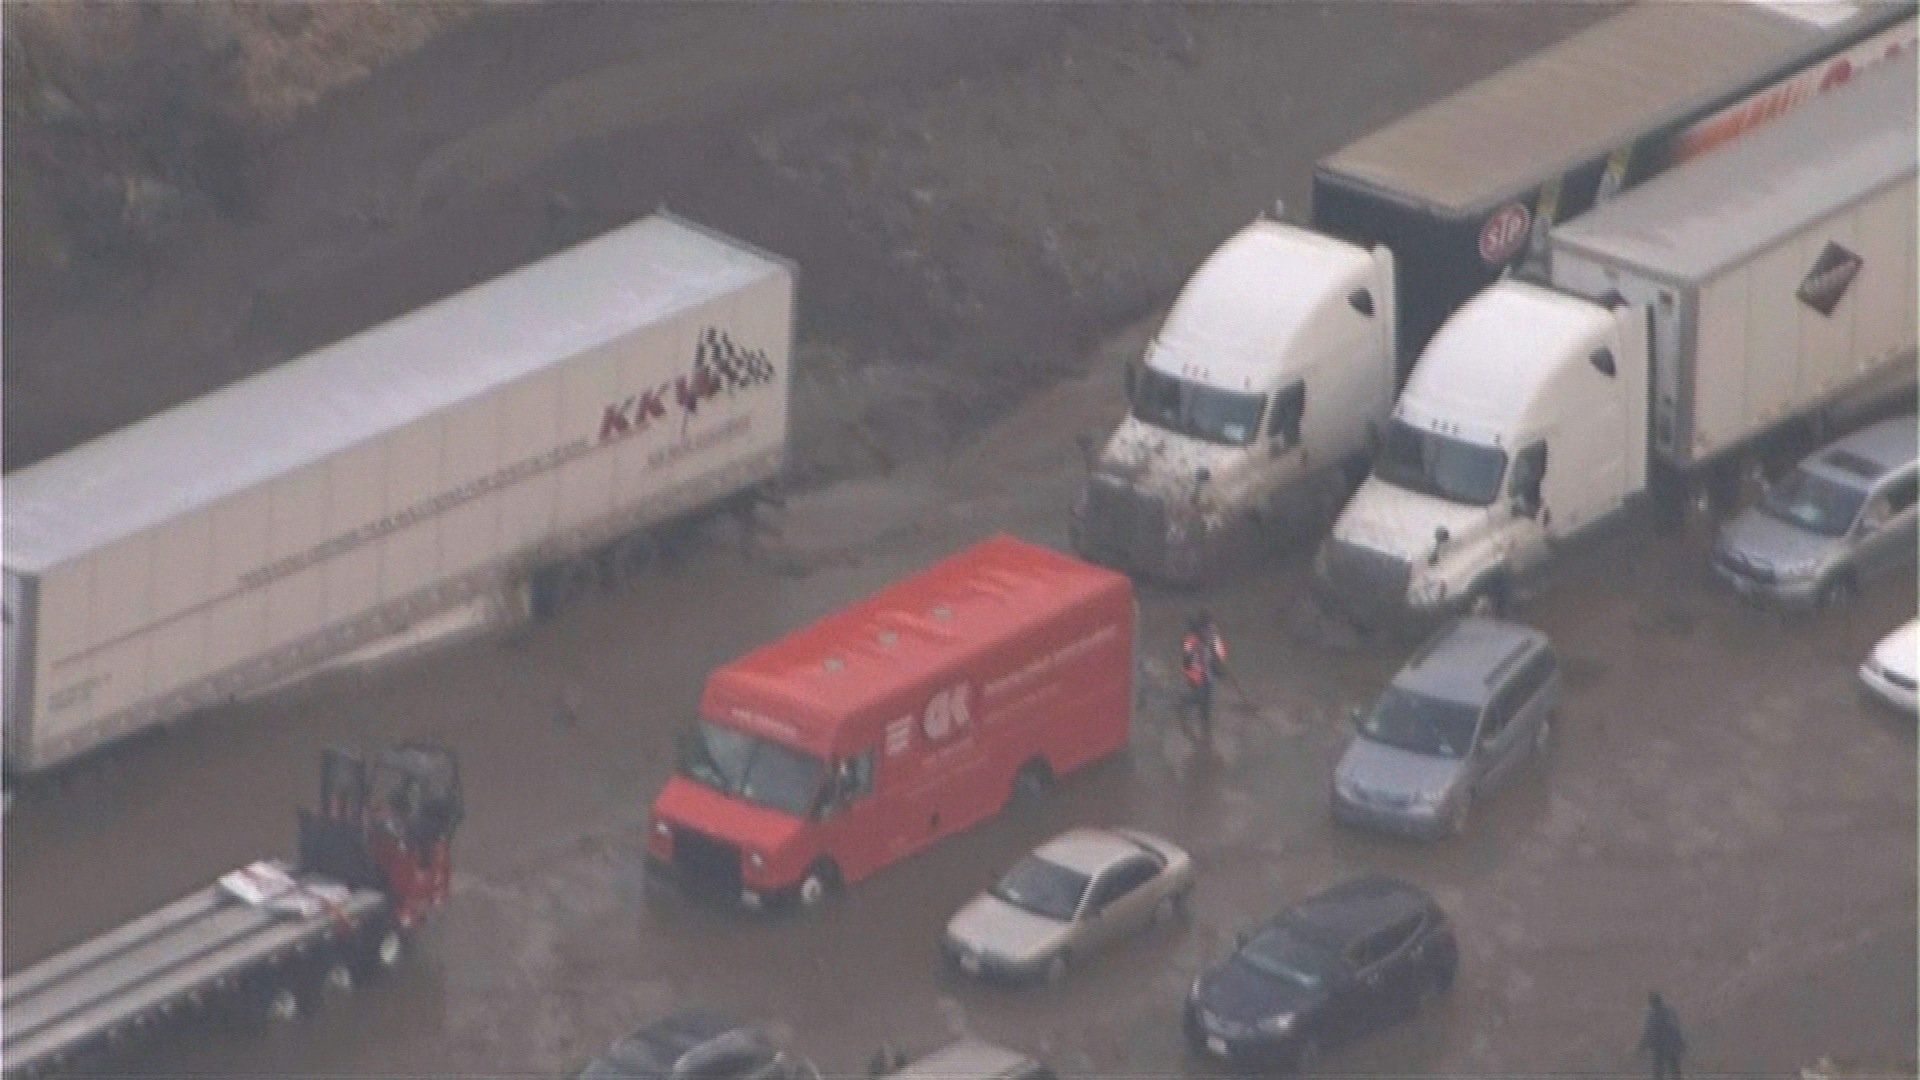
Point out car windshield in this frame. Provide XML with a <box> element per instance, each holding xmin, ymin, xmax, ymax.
<box><xmin>1758</xmin><ymin>466</ymin><xmax>1868</xmax><ymax>538</ymax></box>
<box><xmin>677</xmin><ymin>722</ymin><xmax>825</xmax><ymax>818</ymax></box>
<box><xmin>1374</xmin><ymin>418</ymin><xmax>1507</xmax><ymax>507</ymax></box>
<box><xmin>1238</xmin><ymin>926</ymin><xmax>1330</xmax><ymax>990</ymax></box>
<box><xmin>1130</xmin><ymin>365</ymin><xmax>1264</xmax><ymax>447</ymax></box>
<box><xmin>1359</xmin><ymin>686</ymin><xmax>1481</xmax><ymax>760</ymax></box>
<box><xmin>990</xmin><ymin>855</ymin><xmax>1090</xmax><ymax>922</ymax></box>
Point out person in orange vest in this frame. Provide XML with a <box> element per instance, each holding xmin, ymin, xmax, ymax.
<box><xmin>1180</xmin><ymin>610</ymin><xmax>1229</xmax><ymax>747</ymax></box>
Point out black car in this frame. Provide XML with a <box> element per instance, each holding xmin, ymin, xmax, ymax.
<box><xmin>577</xmin><ymin>1012</ymin><xmax>820</xmax><ymax>1080</ymax></box>
<box><xmin>1183</xmin><ymin>875</ymin><xmax>1457</xmax><ymax>1071</ymax></box>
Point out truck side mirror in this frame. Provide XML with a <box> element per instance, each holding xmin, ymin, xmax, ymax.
<box><xmin>1348</xmin><ymin>289</ymin><xmax>1375</xmax><ymax>317</ymax></box>
<box><xmin>1589</xmin><ymin>348</ymin><xmax>1616</xmax><ymax>377</ymax></box>
<box><xmin>1124</xmin><ymin>362</ymin><xmax>1139</xmax><ymax>405</ymax></box>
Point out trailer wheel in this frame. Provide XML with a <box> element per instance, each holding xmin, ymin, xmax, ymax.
<box><xmin>264</xmin><ymin>985</ymin><xmax>302</xmax><ymax>1024</ymax></box>
<box><xmin>322</xmin><ymin>960</ymin><xmax>356</xmax><ymax>996</ymax></box>
<box><xmin>355</xmin><ymin>927</ymin><xmax>406</xmax><ymax>980</ymax></box>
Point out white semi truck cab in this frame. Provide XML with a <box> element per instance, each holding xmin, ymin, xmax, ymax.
<box><xmin>1315</xmin><ymin>284</ymin><xmax>1647</xmax><ymax>629</ymax></box>
<box><xmin>1071</xmin><ymin>218</ymin><xmax>1395</xmax><ymax>583</ymax></box>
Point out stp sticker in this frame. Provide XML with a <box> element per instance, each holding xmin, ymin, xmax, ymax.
<box><xmin>1478</xmin><ymin>202</ymin><xmax>1532</xmax><ymax>266</ymax></box>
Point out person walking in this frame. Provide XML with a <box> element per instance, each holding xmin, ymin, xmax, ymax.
<box><xmin>1180</xmin><ymin>611</ymin><xmax>1229</xmax><ymax>748</ymax></box>
<box><xmin>1638</xmin><ymin>990</ymin><xmax>1688</xmax><ymax>1080</ymax></box>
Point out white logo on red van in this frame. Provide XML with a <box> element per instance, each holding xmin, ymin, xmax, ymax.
<box><xmin>885</xmin><ymin>716</ymin><xmax>914</xmax><ymax>757</ymax></box>
<box><xmin>1479</xmin><ymin>202</ymin><xmax>1532</xmax><ymax>266</ymax></box>
<box><xmin>920</xmin><ymin>683</ymin><xmax>975</xmax><ymax>743</ymax></box>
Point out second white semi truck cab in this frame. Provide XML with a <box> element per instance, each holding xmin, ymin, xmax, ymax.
<box><xmin>1315</xmin><ymin>283</ymin><xmax>1647</xmax><ymax>630</ymax></box>
<box><xmin>1317</xmin><ymin>59</ymin><xmax>1917</xmax><ymax>633</ymax></box>
<box><xmin>1071</xmin><ymin>218</ymin><xmax>1395</xmax><ymax>584</ymax></box>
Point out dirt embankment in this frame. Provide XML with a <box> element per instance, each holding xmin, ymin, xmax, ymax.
<box><xmin>4</xmin><ymin>3</ymin><xmax>473</xmax><ymax>280</ymax></box>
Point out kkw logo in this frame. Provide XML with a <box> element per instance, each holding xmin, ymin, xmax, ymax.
<box><xmin>598</xmin><ymin>327</ymin><xmax>778</xmax><ymax>442</ymax></box>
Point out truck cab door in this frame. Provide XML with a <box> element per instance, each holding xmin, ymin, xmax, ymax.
<box><xmin>813</xmin><ymin>749</ymin><xmax>879</xmax><ymax>877</ymax></box>
<box><xmin>1505</xmin><ymin>441</ymin><xmax>1552</xmax><ymax>573</ymax></box>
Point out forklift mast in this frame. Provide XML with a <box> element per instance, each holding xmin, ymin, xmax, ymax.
<box><xmin>298</xmin><ymin>742</ymin><xmax>462</xmax><ymax>925</ymax></box>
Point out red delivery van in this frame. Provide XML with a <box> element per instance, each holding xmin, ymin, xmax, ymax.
<box><xmin>647</xmin><ymin>534</ymin><xmax>1136</xmax><ymax>909</ymax></box>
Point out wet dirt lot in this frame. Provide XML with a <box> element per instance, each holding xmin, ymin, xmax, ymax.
<box><xmin>5</xmin><ymin>4</ymin><xmax>1915</xmax><ymax>1079</ymax></box>
<box><xmin>7</xmin><ymin>329</ymin><xmax>1914</xmax><ymax>1078</ymax></box>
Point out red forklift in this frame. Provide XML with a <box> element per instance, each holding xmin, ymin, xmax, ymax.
<box><xmin>5</xmin><ymin>742</ymin><xmax>464</xmax><ymax>1078</ymax></box>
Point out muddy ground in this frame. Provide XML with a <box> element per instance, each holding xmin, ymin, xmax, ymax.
<box><xmin>3</xmin><ymin>4</ymin><xmax>1914</xmax><ymax>1079</ymax></box>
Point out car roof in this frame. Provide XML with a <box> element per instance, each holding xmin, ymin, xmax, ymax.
<box><xmin>1031</xmin><ymin>827</ymin><xmax>1156</xmax><ymax>876</ymax></box>
<box><xmin>1281</xmin><ymin>874</ymin><xmax>1435</xmax><ymax>948</ymax></box>
<box><xmin>1392</xmin><ymin>616</ymin><xmax>1551</xmax><ymax>707</ymax></box>
<box><xmin>1801</xmin><ymin>415</ymin><xmax>1918</xmax><ymax>488</ymax></box>
<box><xmin>889</xmin><ymin>1038</ymin><xmax>1045</xmax><ymax>1079</ymax></box>
<box><xmin>601</xmin><ymin>1014</ymin><xmax>766</xmax><ymax>1073</ymax></box>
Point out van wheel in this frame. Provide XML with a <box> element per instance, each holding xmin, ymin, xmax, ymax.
<box><xmin>1043</xmin><ymin>951</ymin><xmax>1071</xmax><ymax>983</ymax></box>
<box><xmin>1448</xmin><ymin>793</ymin><xmax>1474</xmax><ymax>837</ymax></box>
<box><xmin>1817</xmin><ymin>573</ymin><xmax>1859</xmax><ymax>611</ymax></box>
<box><xmin>1011</xmin><ymin>760</ymin><xmax>1054</xmax><ymax>808</ymax></box>
<box><xmin>797</xmin><ymin>860</ymin><xmax>842</xmax><ymax>908</ymax></box>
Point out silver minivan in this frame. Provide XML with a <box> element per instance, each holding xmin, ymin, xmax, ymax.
<box><xmin>1331</xmin><ymin>617</ymin><xmax>1560</xmax><ymax>838</ymax></box>
<box><xmin>1713</xmin><ymin>414</ymin><xmax>1918</xmax><ymax>610</ymax></box>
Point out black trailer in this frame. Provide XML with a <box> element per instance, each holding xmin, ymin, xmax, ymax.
<box><xmin>1310</xmin><ymin>0</ymin><xmax>1915</xmax><ymax>380</ymax></box>
<box><xmin>1</xmin><ymin>743</ymin><xmax>461</xmax><ymax>1078</ymax></box>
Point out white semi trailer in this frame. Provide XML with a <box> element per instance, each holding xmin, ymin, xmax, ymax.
<box><xmin>1315</xmin><ymin>59</ymin><xmax>1917</xmax><ymax>631</ymax></box>
<box><xmin>3</xmin><ymin>214</ymin><xmax>795</xmax><ymax>774</ymax></box>
<box><xmin>1069</xmin><ymin>1</ymin><xmax>1914</xmax><ymax>584</ymax></box>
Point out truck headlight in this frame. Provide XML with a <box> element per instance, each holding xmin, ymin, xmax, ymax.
<box><xmin>651</xmin><ymin>820</ymin><xmax>672</xmax><ymax>839</ymax></box>
<box><xmin>747</xmin><ymin>851</ymin><xmax>766</xmax><ymax>870</ymax></box>
<box><xmin>1410</xmin><ymin>577</ymin><xmax>1449</xmax><ymax>605</ymax></box>
<box><xmin>1258</xmin><ymin>1012</ymin><xmax>1295</xmax><ymax>1034</ymax></box>
<box><xmin>1189</xmin><ymin>977</ymin><xmax>1204</xmax><ymax>1002</ymax></box>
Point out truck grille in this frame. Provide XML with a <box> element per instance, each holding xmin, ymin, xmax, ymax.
<box><xmin>1083</xmin><ymin>476</ymin><xmax>1168</xmax><ymax>571</ymax></box>
<box><xmin>1320</xmin><ymin>539</ymin><xmax>1412</xmax><ymax>619</ymax></box>
<box><xmin>671</xmin><ymin>827</ymin><xmax>743</xmax><ymax>898</ymax></box>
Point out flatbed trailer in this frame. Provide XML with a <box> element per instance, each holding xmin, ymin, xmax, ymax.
<box><xmin>1</xmin><ymin>744</ymin><xmax>461</xmax><ymax>1078</ymax></box>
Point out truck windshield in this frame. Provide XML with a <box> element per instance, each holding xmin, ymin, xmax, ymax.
<box><xmin>677</xmin><ymin>721</ymin><xmax>825</xmax><ymax>818</ymax></box>
<box><xmin>1374</xmin><ymin>419</ymin><xmax>1507</xmax><ymax>507</ymax></box>
<box><xmin>1758</xmin><ymin>467</ymin><xmax>1867</xmax><ymax>538</ymax></box>
<box><xmin>1130</xmin><ymin>366</ymin><xmax>1263</xmax><ymax>447</ymax></box>
<box><xmin>1359</xmin><ymin>686</ymin><xmax>1481</xmax><ymax>760</ymax></box>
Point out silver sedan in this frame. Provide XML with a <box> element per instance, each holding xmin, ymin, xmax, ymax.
<box><xmin>942</xmin><ymin>827</ymin><xmax>1194</xmax><ymax>983</ymax></box>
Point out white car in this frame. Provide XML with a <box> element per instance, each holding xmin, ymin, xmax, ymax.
<box><xmin>1859</xmin><ymin>619</ymin><xmax>1917</xmax><ymax>713</ymax></box>
<box><xmin>942</xmin><ymin>827</ymin><xmax>1194</xmax><ymax>983</ymax></box>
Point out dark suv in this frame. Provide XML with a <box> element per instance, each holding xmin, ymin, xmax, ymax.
<box><xmin>576</xmin><ymin>1013</ymin><xmax>819</xmax><ymax>1080</ymax></box>
<box><xmin>1184</xmin><ymin>875</ymin><xmax>1458</xmax><ymax>1071</ymax></box>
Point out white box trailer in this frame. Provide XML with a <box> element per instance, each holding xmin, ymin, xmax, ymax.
<box><xmin>3</xmin><ymin>214</ymin><xmax>795</xmax><ymax>774</ymax></box>
<box><xmin>1548</xmin><ymin>59</ymin><xmax>1917</xmax><ymax>475</ymax></box>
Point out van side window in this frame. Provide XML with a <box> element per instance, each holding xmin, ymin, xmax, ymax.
<box><xmin>1269</xmin><ymin>382</ymin><xmax>1305</xmax><ymax>448</ymax></box>
<box><xmin>1504</xmin><ymin>648</ymin><xmax>1559</xmax><ymax>709</ymax></box>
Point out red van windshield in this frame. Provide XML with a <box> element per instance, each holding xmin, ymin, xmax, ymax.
<box><xmin>676</xmin><ymin>721</ymin><xmax>825</xmax><ymax>818</ymax></box>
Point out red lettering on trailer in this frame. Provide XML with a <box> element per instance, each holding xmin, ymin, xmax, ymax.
<box><xmin>1478</xmin><ymin>203</ymin><xmax>1532</xmax><ymax>266</ymax></box>
<box><xmin>1672</xmin><ymin>20</ymin><xmax>1917</xmax><ymax>163</ymax></box>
